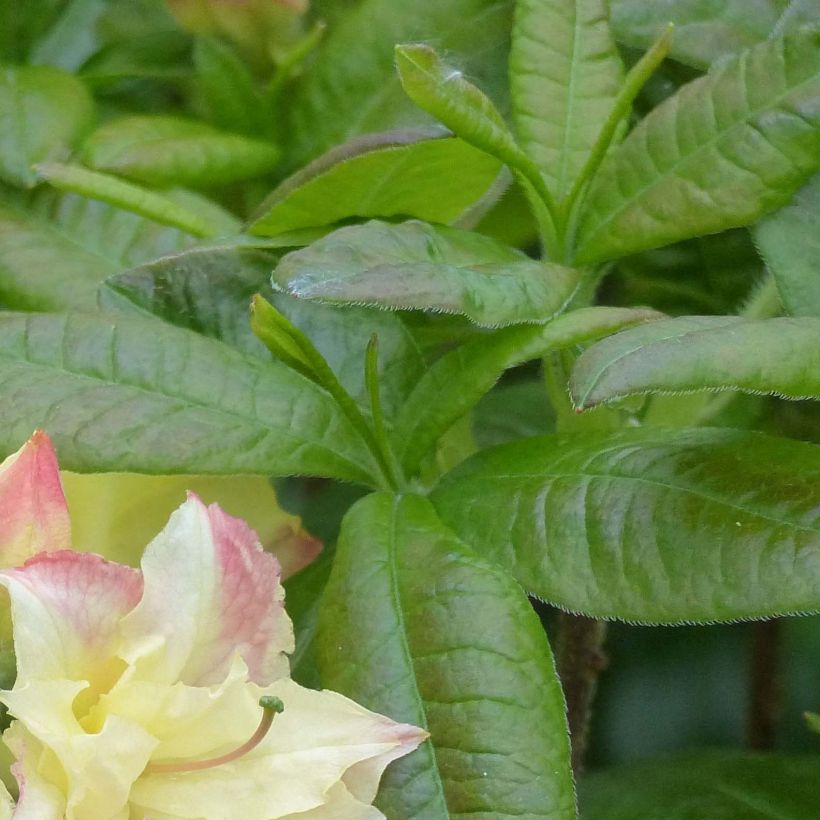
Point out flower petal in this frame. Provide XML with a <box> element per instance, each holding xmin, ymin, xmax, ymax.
<box><xmin>4</xmin><ymin>723</ymin><xmax>64</xmax><ymax>820</ymax></box>
<box><xmin>120</xmin><ymin>494</ymin><xmax>294</xmax><ymax>687</ymax></box>
<box><xmin>0</xmin><ymin>432</ymin><xmax>70</xmax><ymax>567</ymax></box>
<box><xmin>129</xmin><ymin>678</ymin><xmax>427</xmax><ymax>819</ymax></box>
<box><xmin>0</xmin><ymin>551</ymin><xmax>142</xmax><ymax>692</ymax></box>
<box><xmin>2</xmin><ymin>683</ymin><xmax>155</xmax><ymax>820</ymax></box>
<box><xmin>63</xmin><ymin>472</ymin><xmax>321</xmax><ymax>577</ymax></box>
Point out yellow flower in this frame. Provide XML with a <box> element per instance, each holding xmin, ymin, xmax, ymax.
<box><xmin>0</xmin><ymin>437</ymin><xmax>427</xmax><ymax>818</ymax></box>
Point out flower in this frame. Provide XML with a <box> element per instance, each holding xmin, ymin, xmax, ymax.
<box><xmin>0</xmin><ymin>436</ymin><xmax>427</xmax><ymax>818</ymax></box>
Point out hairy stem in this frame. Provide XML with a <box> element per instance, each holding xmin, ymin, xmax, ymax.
<box><xmin>746</xmin><ymin>619</ymin><xmax>782</xmax><ymax>750</ymax></box>
<box><xmin>555</xmin><ymin>614</ymin><xmax>608</xmax><ymax>775</ymax></box>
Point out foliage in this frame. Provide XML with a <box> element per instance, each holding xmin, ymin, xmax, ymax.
<box><xmin>0</xmin><ymin>0</ymin><xmax>819</xmax><ymax>815</ymax></box>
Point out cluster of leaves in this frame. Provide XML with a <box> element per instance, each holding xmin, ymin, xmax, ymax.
<box><xmin>0</xmin><ymin>0</ymin><xmax>819</xmax><ymax>816</ymax></box>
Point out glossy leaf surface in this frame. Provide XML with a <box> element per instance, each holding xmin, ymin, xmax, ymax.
<box><xmin>274</xmin><ymin>219</ymin><xmax>580</xmax><ymax>327</ymax></box>
<box><xmin>432</xmin><ymin>428</ymin><xmax>820</xmax><ymax>623</ymax></box>
<box><xmin>576</xmin><ymin>28</ymin><xmax>820</xmax><ymax>265</ymax></box>
<box><xmin>317</xmin><ymin>492</ymin><xmax>575</xmax><ymax>819</ymax></box>
<box><xmin>248</xmin><ymin>131</ymin><xmax>502</xmax><ymax>236</ymax></box>
<box><xmin>0</xmin><ymin>65</ymin><xmax>94</xmax><ymax>188</ymax></box>
<box><xmin>571</xmin><ymin>315</ymin><xmax>820</xmax><ymax>408</ymax></box>
<box><xmin>510</xmin><ymin>0</ymin><xmax>623</xmax><ymax>197</ymax></box>
<box><xmin>82</xmin><ymin>115</ymin><xmax>281</xmax><ymax>187</ymax></box>
<box><xmin>581</xmin><ymin>751</ymin><xmax>820</xmax><ymax>818</ymax></box>
<box><xmin>0</xmin><ymin>312</ymin><xmax>378</xmax><ymax>483</ymax></box>
<box><xmin>394</xmin><ymin>307</ymin><xmax>660</xmax><ymax>477</ymax></box>
<box><xmin>754</xmin><ymin>172</ymin><xmax>820</xmax><ymax>317</ymax></box>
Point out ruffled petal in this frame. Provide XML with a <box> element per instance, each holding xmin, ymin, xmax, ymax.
<box><xmin>2</xmin><ymin>682</ymin><xmax>155</xmax><ymax>820</ymax></box>
<box><xmin>0</xmin><ymin>432</ymin><xmax>70</xmax><ymax>567</ymax></box>
<box><xmin>0</xmin><ymin>552</ymin><xmax>142</xmax><ymax>695</ymax></box>
<box><xmin>120</xmin><ymin>494</ymin><xmax>293</xmax><ymax>687</ymax></box>
<box><xmin>128</xmin><ymin>678</ymin><xmax>427</xmax><ymax>819</ymax></box>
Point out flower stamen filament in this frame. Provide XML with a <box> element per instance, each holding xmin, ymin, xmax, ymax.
<box><xmin>143</xmin><ymin>695</ymin><xmax>285</xmax><ymax>775</ymax></box>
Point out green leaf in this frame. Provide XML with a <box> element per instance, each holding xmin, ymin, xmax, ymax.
<box><xmin>510</xmin><ymin>0</ymin><xmax>624</xmax><ymax>199</ymax></box>
<box><xmin>36</xmin><ymin>163</ymin><xmax>223</xmax><ymax>238</ymax></box>
<box><xmin>285</xmin><ymin>0</ymin><xmax>513</xmax><ymax>169</ymax></box>
<box><xmin>0</xmin><ymin>0</ymin><xmax>66</xmax><ymax>62</ymax></box>
<box><xmin>248</xmin><ymin>130</ymin><xmax>502</xmax><ymax>236</ymax></box>
<box><xmin>104</xmin><ymin>241</ymin><xmax>426</xmax><ymax>416</ymax></box>
<box><xmin>394</xmin><ymin>307</ymin><xmax>660</xmax><ymax>478</ymax></box>
<box><xmin>0</xmin><ymin>65</ymin><xmax>94</xmax><ymax>188</ymax></box>
<box><xmin>193</xmin><ymin>37</ymin><xmax>268</xmax><ymax>137</ymax></box>
<box><xmin>274</xmin><ymin>219</ymin><xmax>580</xmax><ymax>327</ymax></box>
<box><xmin>317</xmin><ymin>492</ymin><xmax>575</xmax><ymax>819</ymax></box>
<box><xmin>754</xmin><ymin>173</ymin><xmax>820</xmax><ymax>317</ymax></box>
<box><xmin>81</xmin><ymin>115</ymin><xmax>280</xmax><ymax>187</ymax></box>
<box><xmin>473</xmin><ymin>380</ymin><xmax>555</xmax><ymax>448</ymax></box>
<box><xmin>570</xmin><ymin>315</ymin><xmax>820</xmax><ymax>408</ymax></box>
<box><xmin>580</xmin><ymin>750</ymin><xmax>820</xmax><ymax>819</ymax></box>
<box><xmin>431</xmin><ymin>427</ymin><xmax>820</xmax><ymax>623</ymax></box>
<box><xmin>395</xmin><ymin>44</ymin><xmax>528</xmax><ymax>172</ymax></box>
<box><xmin>575</xmin><ymin>28</ymin><xmax>820</xmax><ymax>266</ymax></box>
<box><xmin>610</xmin><ymin>0</ymin><xmax>820</xmax><ymax>70</ymax></box>
<box><xmin>0</xmin><ymin>312</ymin><xmax>378</xmax><ymax>484</ymax></box>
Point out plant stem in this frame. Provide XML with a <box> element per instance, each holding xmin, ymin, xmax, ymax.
<box><xmin>555</xmin><ymin>613</ymin><xmax>608</xmax><ymax>775</ymax></box>
<box><xmin>746</xmin><ymin>619</ymin><xmax>782</xmax><ymax>750</ymax></box>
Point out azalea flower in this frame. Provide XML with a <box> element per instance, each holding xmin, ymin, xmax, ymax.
<box><xmin>0</xmin><ymin>434</ymin><xmax>427</xmax><ymax>818</ymax></box>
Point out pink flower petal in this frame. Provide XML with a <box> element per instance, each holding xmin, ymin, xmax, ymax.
<box><xmin>0</xmin><ymin>431</ymin><xmax>70</xmax><ymax>567</ymax></box>
<box><xmin>120</xmin><ymin>494</ymin><xmax>294</xmax><ymax>687</ymax></box>
<box><xmin>1</xmin><ymin>551</ymin><xmax>143</xmax><ymax>697</ymax></box>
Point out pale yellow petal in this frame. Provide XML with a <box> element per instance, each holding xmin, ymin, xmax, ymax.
<box><xmin>3</xmin><ymin>722</ymin><xmax>66</xmax><ymax>820</ymax></box>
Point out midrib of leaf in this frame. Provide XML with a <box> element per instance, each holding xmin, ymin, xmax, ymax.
<box><xmin>383</xmin><ymin>495</ymin><xmax>449</xmax><ymax>815</ymax></box>
<box><xmin>4</xmin><ymin>315</ymin><xmax>373</xmax><ymax>478</ymax></box>
<box><xmin>580</xmin><ymin>40</ymin><xmax>820</xmax><ymax>249</ymax></box>
<box><xmin>484</xmin><ymin>469</ymin><xmax>817</xmax><ymax>533</ymax></box>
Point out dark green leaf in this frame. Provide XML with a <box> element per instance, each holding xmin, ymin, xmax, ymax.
<box><xmin>575</xmin><ymin>28</ymin><xmax>820</xmax><ymax>265</ymax></box>
<box><xmin>285</xmin><ymin>0</ymin><xmax>513</xmax><ymax>168</ymax></box>
<box><xmin>0</xmin><ymin>65</ymin><xmax>94</xmax><ymax>188</ymax></box>
<box><xmin>105</xmin><ymin>241</ymin><xmax>426</xmax><ymax>416</ymax></box>
<box><xmin>394</xmin><ymin>307</ymin><xmax>660</xmax><ymax>477</ymax></box>
<box><xmin>754</xmin><ymin>172</ymin><xmax>820</xmax><ymax>317</ymax></box>
<box><xmin>248</xmin><ymin>130</ymin><xmax>502</xmax><ymax>236</ymax></box>
<box><xmin>431</xmin><ymin>427</ymin><xmax>820</xmax><ymax>623</ymax></box>
<box><xmin>81</xmin><ymin>115</ymin><xmax>280</xmax><ymax>187</ymax></box>
<box><xmin>317</xmin><ymin>492</ymin><xmax>575</xmax><ymax>819</ymax></box>
<box><xmin>274</xmin><ymin>219</ymin><xmax>580</xmax><ymax>327</ymax></box>
<box><xmin>570</xmin><ymin>316</ymin><xmax>820</xmax><ymax>408</ymax></box>
<box><xmin>581</xmin><ymin>750</ymin><xmax>820</xmax><ymax>819</ymax></box>
<box><xmin>510</xmin><ymin>0</ymin><xmax>624</xmax><ymax>198</ymax></box>
<box><xmin>0</xmin><ymin>312</ymin><xmax>378</xmax><ymax>483</ymax></box>
<box><xmin>473</xmin><ymin>380</ymin><xmax>555</xmax><ymax>448</ymax></box>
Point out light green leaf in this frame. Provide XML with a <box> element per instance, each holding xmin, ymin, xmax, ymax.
<box><xmin>248</xmin><ymin>130</ymin><xmax>502</xmax><ymax>236</ymax></box>
<box><xmin>395</xmin><ymin>44</ymin><xmax>530</xmax><ymax>173</ymax></box>
<box><xmin>581</xmin><ymin>751</ymin><xmax>820</xmax><ymax>819</ymax></box>
<box><xmin>81</xmin><ymin>115</ymin><xmax>281</xmax><ymax>187</ymax></box>
<box><xmin>0</xmin><ymin>312</ymin><xmax>378</xmax><ymax>483</ymax></box>
<box><xmin>431</xmin><ymin>427</ymin><xmax>820</xmax><ymax>623</ymax></box>
<box><xmin>104</xmin><ymin>241</ymin><xmax>426</xmax><ymax>416</ymax></box>
<box><xmin>754</xmin><ymin>172</ymin><xmax>820</xmax><ymax>317</ymax></box>
<box><xmin>317</xmin><ymin>492</ymin><xmax>575</xmax><ymax>819</ymax></box>
<box><xmin>575</xmin><ymin>28</ymin><xmax>820</xmax><ymax>266</ymax></box>
<box><xmin>570</xmin><ymin>315</ymin><xmax>820</xmax><ymax>408</ymax></box>
<box><xmin>394</xmin><ymin>307</ymin><xmax>660</xmax><ymax>477</ymax></box>
<box><xmin>193</xmin><ymin>37</ymin><xmax>269</xmax><ymax>137</ymax></box>
<box><xmin>274</xmin><ymin>219</ymin><xmax>580</xmax><ymax>327</ymax></box>
<box><xmin>510</xmin><ymin>0</ymin><xmax>624</xmax><ymax>198</ymax></box>
<box><xmin>0</xmin><ymin>65</ymin><xmax>94</xmax><ymax>188</ymax></box>
<box><xmin>285</xmin><ymin>0</ymin><xmax>513</xmax><ymax>169</ymax></box>
<box><xmin>36</xmin><ymin>163</ymin><xmax>223</xmax><ymax>238</ymax></box>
